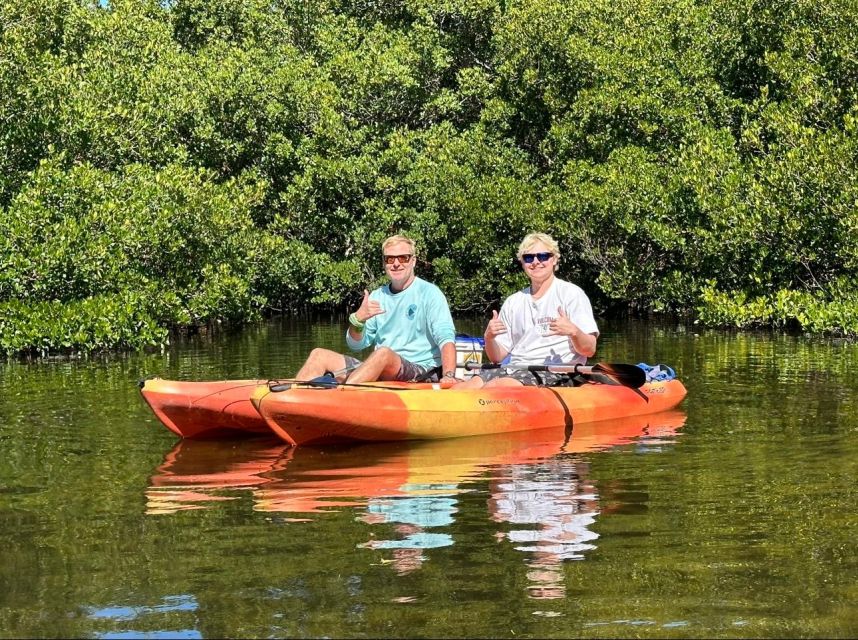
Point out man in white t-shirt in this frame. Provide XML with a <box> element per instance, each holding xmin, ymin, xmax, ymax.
<box><xmin>456</xmin><ymin>232</ymin><xmax>599</xmax><ymax>388</ymax></box>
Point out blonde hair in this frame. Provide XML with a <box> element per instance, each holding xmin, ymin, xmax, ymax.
<box><xmin>382</xmin><ymin>234</ymin><xmax>417</xmax><ymax>256</ymax></box>
<box><xmin>516</xmin><ymin>233</ymin><xmax>560</xmax><ymax>262</ymax></box>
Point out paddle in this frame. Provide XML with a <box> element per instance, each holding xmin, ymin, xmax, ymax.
<box><xmin>269</xmin><ymin>363</ymin><xmax>360</xmax><ymax>392</ymax></box>
<box><xmin>465</xmin><ymin>361</ymin><xmax>646</xmax><ymax>389</ymax></box>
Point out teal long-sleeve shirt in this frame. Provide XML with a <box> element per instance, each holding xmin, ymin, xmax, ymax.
<box><xmin>346</xmin><ymin>277</ymin><xmax>456</xmax><ymax>368</ymax></box>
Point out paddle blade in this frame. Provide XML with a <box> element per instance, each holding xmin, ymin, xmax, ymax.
<box><xmin>592</xmin><ymin>363</ymin><xmax>646</xmax><ymax>388</ymax></box>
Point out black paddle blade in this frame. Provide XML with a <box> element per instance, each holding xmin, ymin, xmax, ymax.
<box><xmin>591</xmin><ymin>363</ymin><xmax>646</xmax><ymax>388</ymax></box>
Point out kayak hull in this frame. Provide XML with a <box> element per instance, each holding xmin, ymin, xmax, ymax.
<box><xmin>251</xmin><ymin>379</ymin><xmax>688</xmax><ymax>446</ymax></box>
<box><xmin>140</xmin><ymin>378</ymin><xmax>273</xmax><ymax>439</ymax></box>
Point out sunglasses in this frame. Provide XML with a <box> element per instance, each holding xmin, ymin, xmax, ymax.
<box><xmin>383</xmin><ymin>254</ymin><xmax>413</xmax><ymax>265</ymax></box>
<box><xmin>522</xmin><ymin>252</ymin><xmax>554</xmax><ymax>264</ymax></box>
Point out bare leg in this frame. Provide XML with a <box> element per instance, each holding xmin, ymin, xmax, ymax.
<box><xmin>483</xmin><ymin>377</ymin><xmax>525</xmax><ymax>388</ymax></box>
<box><xmin>347</xmin><ymin>347</ymin><xmax>402</xmax><ymax>383</ymax></box>
<box><xmin>452</xmin><ymin>374</ymin><xmax>525</xmax><ymax>389</ymax></box>
<box><xmin>294</xmin><ymin>348</ymin><xmax>349</xmax><ymax>381</ymax></box>
<box><xmin>451</xmin><ymin>376</ymin><xmax>486</xmax><ymax>389</ymax></box>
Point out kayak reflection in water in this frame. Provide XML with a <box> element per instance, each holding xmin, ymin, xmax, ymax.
<box><xmin>489</xmin><ymin>458</ymin><xmax>600</xmax><ymax>599</ymax></box>
<box><xmin>358</xmin><ymin>484</ymin><xmax>459</xmax><ymax>575</ymax></box>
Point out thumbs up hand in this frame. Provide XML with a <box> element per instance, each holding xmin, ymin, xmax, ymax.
<box><xmin>355</xmin><ymin>289</ymin><xmax>384</xmax><ymax>322</ymax></box>
<box><xmin>548</xmin><ymin>305</ymin><xmax>579</xmax><ymax>337</ymax></box>
<box><xmin>484</xmin><ymin>309</ymin><xmax>507</xmax><ymax>338</ymax></box>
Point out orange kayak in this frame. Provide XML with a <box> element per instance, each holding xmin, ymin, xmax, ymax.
<box><xmin>140</xmin><ymin>378</ymin><xmax>273</xmax><ymax>439</ymax></box>
<box><xmin>250</xmin><ymin>379</ymin><xmax>688</xmax><ymax>446</ymax></box>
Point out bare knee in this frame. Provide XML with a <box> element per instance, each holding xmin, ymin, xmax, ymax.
<box><xmin>306</xmin><ymin>348</ymin><xmax>340</xmax><ymax>365</ymax></box>
<box><xmin>364</xmin><ymin>347</ymin><xmax>401</xmax><ymax>370</ymax></box>
<box><xmin>347</xmin><ymin>346</ymin><xmax>402</xmax><ymax>383</ymax></box>
<box><xmin>296</xmin><ymin>348</ymin><xmax>346</xmax><ymax>379</ymax></box>
<box><xmin>452</xmin><ymin>376</ymin><xmax>485</xmax><ymax>389</ymax></box>
<box><xmin>483</xmin><ymin>377</ymin><xmax>524</xmax><ymax>388</ymax></box>
<box><xmin>368</xmin><ymin>346</ymin><xmax>397</xmax><ymax>362</ymax></box>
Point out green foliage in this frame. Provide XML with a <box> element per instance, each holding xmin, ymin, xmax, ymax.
<box><xmin>698</xmin><ymin>279</ymin><xmax>858</xmax><ymax>336</ymax></box>
<box><xmin>0</xmin><ymin>292</ymin><xmax>167</xmax><ymax>356</ymax></box>
<box><xmin>2</xmin><ymin>0</ymin><xmax>858</xmax><ymax>354</ymax></box>
<box><xmin>0</xmin><ymin>156</ymin><xmax>267</xmax><ymax>344</ymax></box>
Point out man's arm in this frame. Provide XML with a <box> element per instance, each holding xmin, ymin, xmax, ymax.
<box><xmin>484</xmin><ymin>309</ymin><xmax>511</xmax><ymax>364</ymax></box>
<box><xmin>426</xmin><ymin>286</ymin><xmax>457</xmax><ymax>353</ymax></box>
<box><xmin>569</xmin><ymin>325</ymin><xmax>598</xmax><ymax>358</ymax></box>
<box><xmin>548</xmin><ymin>301</ymin><xmax>599</xmax><ymax>358</ymax></box>
<box><xmin>439</xmin><ymin>341</ymin><xmax>457</xmax><ymax>378</ymax></box>
<box><xmin>345</xmin><ymin>289</ymin><xmax>385</xmax><ymax>350</ymax></box>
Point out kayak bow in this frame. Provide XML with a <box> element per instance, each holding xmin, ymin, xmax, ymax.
<box><xmin>140</xmin><ymin>378</ymin><xmax>273</xmax><ymax>439</ymax></box>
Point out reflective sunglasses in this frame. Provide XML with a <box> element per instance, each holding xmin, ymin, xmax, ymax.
<box><xmin>522</xmin><ymin>252</ymin><xmax>554</xmax><ymax>264</ymax></box>
<box><xmin>383</xmin><ymin>254</ymin><xmax>413</xmax><ymax>265</ymax></box>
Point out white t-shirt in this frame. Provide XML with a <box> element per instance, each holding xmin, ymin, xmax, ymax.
<box><xmin>494</xmin><ymin>278</ymin><xmax>598</xmax><ymax>366</ymax></box>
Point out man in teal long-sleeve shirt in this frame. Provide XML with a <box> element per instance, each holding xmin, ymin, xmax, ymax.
<box><xmin>294</xmin><ymin>234</ymin><xmax>458</xmax><ymax>384</ymax></box>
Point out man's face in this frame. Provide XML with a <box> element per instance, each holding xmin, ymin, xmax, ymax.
<box><xmin>520</xmin><ymin>241</ymin><xmax>556</xmax><ymax>281</ymax></box>
<box><xmin>383</xmin><ymin>241</ymin><xmax>415</xmax><ymax>287</ymax></box>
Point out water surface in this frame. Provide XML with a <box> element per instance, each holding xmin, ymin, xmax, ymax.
<box><xmin>0</xmin><ymin>317</ymin><xmax>855</xmax><ymax>638</ymax></box>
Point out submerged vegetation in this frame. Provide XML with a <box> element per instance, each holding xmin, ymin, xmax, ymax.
<box><xmin>1</xmin><ymin>0</ymin><xmax>856</xmax><ymax>354</ymax></box>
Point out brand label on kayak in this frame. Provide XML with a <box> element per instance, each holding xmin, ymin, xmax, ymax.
<box><xmin>478</xmin><ymin>398</ymin><xmax>521</xmax><ymax>406</ymax></box>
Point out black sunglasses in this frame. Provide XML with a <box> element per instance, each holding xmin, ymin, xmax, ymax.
<box><xmin>522</xmin><ymin>252</ymin><xmax>553</xmax><ymax>264</ymax></box>
<box><xmin>383</xmin><ymin>254</ymin><xmax>413</xmax><ymax>265</ymax></box>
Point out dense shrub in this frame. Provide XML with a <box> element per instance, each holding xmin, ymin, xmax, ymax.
<box><xmin>1</xmin><ymin>0</ymin><xmax>856</xmax><ymax>354</ymax></box>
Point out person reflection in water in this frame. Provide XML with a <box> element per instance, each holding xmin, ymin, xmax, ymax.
<box><xmin>488</xmin><ymin>458</ymin><xmax>599</xmax><ymax>599</ymax></box>
<box><xmin>358</xmin><ymin>486</ymin><xmax>458</xmax><ymax>575</ymax></box>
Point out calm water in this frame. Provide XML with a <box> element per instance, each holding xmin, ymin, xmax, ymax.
<box><xmin>0</xmin><ymin>317</ymin><xmax>855</xmax><ymax>638</ymax></box>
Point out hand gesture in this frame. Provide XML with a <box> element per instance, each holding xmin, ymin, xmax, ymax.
<box><xmin>438</xmin><ymin>375</ymin><xmax>461</xmax><ymax>389</ymax></box>
<box><xmin>484</xmin><ymin>309</ymin><xmax>507</xmax><ymax>338</ymax></box>
<box><xmin>355</xmin><ymin>289</ymin><xmax>385</xmax><ymax>323</ymax></box>
<box><xmin>548</xmin><ymin>306</ymin><xmax>579</xmax><ymax>337</ymax></box>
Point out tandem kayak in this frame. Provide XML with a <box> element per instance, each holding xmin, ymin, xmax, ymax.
<box><xmin>140</xmin><ymin>378</ymin><xmax>273</xmax><ymax>439</ymax></box>
<box><xmin>250</xmin><ymin>378</ymin><xmax>688</xmax><ymax>446</ymax></box>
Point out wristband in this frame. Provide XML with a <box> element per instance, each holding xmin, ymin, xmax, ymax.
<box><xmin>348</xmin><ymin>312</ymin><xmax>365</xmax><ymax>330</ymax></box>
<box><xmin>442</xmin><ymin>371</ymin><xmax>456</xmax><ymax>379</ymax></box>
